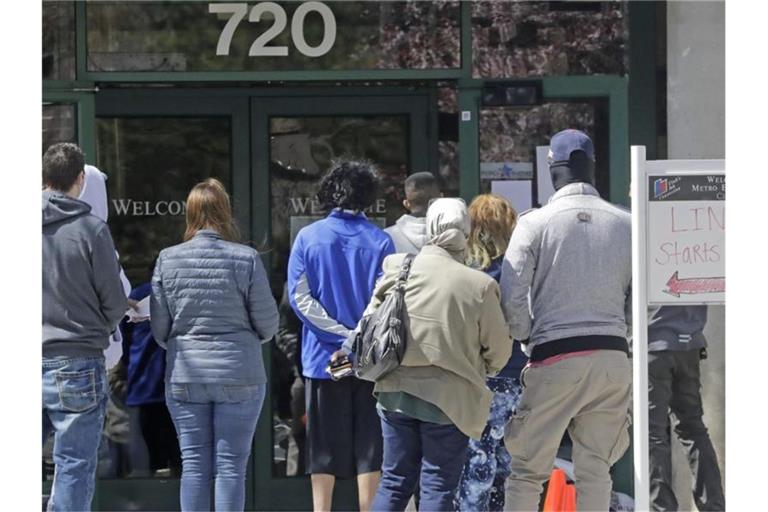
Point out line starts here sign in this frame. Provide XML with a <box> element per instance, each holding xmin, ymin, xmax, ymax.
<box><xmin>646</xmin><ymin>173</ymin><xmax>725</xmax><ymax>304</ymax></box>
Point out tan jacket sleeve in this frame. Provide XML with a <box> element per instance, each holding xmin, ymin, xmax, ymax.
<box><xmin>478</xmin><ymin>279</ymin><xmax>514</xmax><ymax>376</ymax></box>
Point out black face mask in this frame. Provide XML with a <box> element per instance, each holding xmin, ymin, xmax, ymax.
<box><xmin>549</xmin><ymin>151</ymin><xmax>596</xmax><ymax>191</ymax></box>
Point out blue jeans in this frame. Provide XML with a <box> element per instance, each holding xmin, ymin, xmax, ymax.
<box><xmin>456</xmin><ymin>377</ymin><xmax>522</xmax><ymax>512</ymax></box>
<box><xmin>42</xmin><ymin>356</ymin><xmax>108</xmax><ymax>512</ymax></box>
<box><xmin>165</xmin><ymin>383</ymin><xmax>266</xmax><ymax>512</ymax></box>
<box><xmin>372</xmin><ymin>409</ymin><xmax>469</xmax><ymax>512</ymax></box>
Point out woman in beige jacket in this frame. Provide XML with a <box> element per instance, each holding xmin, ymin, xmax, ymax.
<box><xmin>366</xmin><ymin>198</ymin><xmax>512</xmax><ymax>512</ymax></box>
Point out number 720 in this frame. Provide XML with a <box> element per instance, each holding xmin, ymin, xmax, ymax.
<box><xmin>209</xmin><ymin>2</ymin><xmax>337</xmax><ymax>57</ymax></box>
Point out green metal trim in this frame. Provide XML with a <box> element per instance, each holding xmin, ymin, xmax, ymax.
<box><xmin>78</xmin><ymin>94</ymin><xmax>97</xmax><ymax>166</ymax></box>
<box><xmin>542</xmin><ymin>75</ymin><xmax>630</xmax><ymax>206</ymax></box>
<box><xmin>628</xmin><ymin>0</ymin><xmax>659</xmax><ymax>159</ymax></box>
<box><xmin>75</xmin><ymin>1</ymin><xmax>88</xmax><ymax>81</ymax></box>
<box><xmin>81</xmin><ymin>68</ymin><xmax>463</xmax><ymax>82</ymax></box>
<box><xmin>42</xmin><ymin>80</ymin><xmax>96</xmax><ymax>91</ymax></box>
<box><xmin>460</xmin><ymin>0</ymin><xmax>473</xmax><ymax>79</ymax></box>
<box><xmin>541</xmin><ymin>75</ymin><xmax>628</xmax><ymax>97</ymax></box>
<box><xmin>458</xmin><ymin>87</ymin><xmax>481</xmax><ymax>202</ymax></box>
<box><xmin>608</xmin><ymin>81</ymin><xmax>630</xmax><ymax>206</ymax></box>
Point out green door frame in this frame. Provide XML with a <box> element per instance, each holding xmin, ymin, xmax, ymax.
<box><xmin>249</xmin><ymin>91</ymin><xmax>434</xmax><ymax>511</ymax></box>
<box><xmin>456</xmin><ymin>75</ymin><xmax>630</xmax><ymax>207</ymax></box>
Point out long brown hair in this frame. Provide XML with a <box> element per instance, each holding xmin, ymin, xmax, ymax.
<box><xmin>466</xmin><ymin>194</ymin><xmax>517</xmax><ymax>270</ymax></box>
<box><xmin>183</xmin><ymin>178</ymin><xmax>240</xmax><ymax>242</ymax></box>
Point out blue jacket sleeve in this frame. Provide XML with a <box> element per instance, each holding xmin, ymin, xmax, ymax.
<box><xmin>287</xmin><ymin>233</ymin><xmax>352</xmax><ymax>342</ymax></box>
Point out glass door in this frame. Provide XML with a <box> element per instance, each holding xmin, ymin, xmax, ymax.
<box><xmin>250</xmin><ymin>92</ymin><xmax>434</xmax><ymax>511</ymax></box>
<box><xmin>82</xmin><ymin>90</ymin><xmax>251</xmax><ymax>511</ymax></box>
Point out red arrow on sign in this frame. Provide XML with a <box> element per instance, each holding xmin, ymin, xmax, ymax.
<box><xmin>664</xmin><ymin>271</ymin><xmax>725</xmax><ymax>297</ymax></box>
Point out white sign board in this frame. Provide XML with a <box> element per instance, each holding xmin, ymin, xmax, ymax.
<box><xmin>491</xmin><ymin>180</ymin><xmax>533</xmax><ymax>212</ymax></box>
<box><xmin>646</xmin><ymin>171</ymin><xmax>725</xmax><ymax>305</ymax></box>
<box><xmin>630</xmin><ymin>146</ymin><xmax>725</xmax><ymax>512</ymax></box>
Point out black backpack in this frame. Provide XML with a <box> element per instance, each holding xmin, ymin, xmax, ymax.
<box><xmin>351</xmin><ymin>254</ymin><xmax>415</xmax><ymax>382</ymax></box>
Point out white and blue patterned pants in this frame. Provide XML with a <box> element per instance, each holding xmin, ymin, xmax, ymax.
<box><xmin>456</xmin><ymin>376</ymin><xmax>523</xmax><ymax>512</ymax></box>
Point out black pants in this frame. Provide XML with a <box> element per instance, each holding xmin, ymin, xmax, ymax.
<box><xmin>648</xmin><ymin>350</ymin><xmax>725</xmax><ymax>511</ymax></box>
<box><xmin>139</xmin><ymin>403</ymin><xmax>181</xmax><ymax>474</ymax></box>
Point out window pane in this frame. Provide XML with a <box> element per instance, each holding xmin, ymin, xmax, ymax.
<box><xmin>86</xmin><ymin>1</ymin><xmax>460</xmax><ymax>72</ymax></box>
<box><xmin>479</xmin><ymin>100</ymin><xmax>609</xmax><ymax>208</ymax></box>
<box><xmin>43</xmin><ymin>1</ymin><xmax>76</xmax><ymax>80</ymax></box>
<box><xmin>269</xmin><ymin>115</ymin><xmax>410</xmax><ymax>477</ymax></box>
<box><xmin>471</xmin><ymin>1</ymin><xmax>628</xmax><ymax>78</ymax></box>
<box><xmin>96</xmin><ymin>117</ymin><xmax>232</xmax><ymax>286</ymax></box>
<box><xmin>42</xmin><ymin>104</ymin><xmax>77</xmax><ymax>154</ymax></box>
<box><xmin>438</xmin><ymin>86</ymin><xmax>460</xmax><ymax>196</ymax></box>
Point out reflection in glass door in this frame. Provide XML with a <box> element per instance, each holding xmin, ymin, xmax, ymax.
<box><xmin>479</xmin><ymin>99</ymin><xmax>609</xmax><ymax>210</ymax></box>
<box><xmin>96</xmin><ymin>117</ymin><xmax>232</xmax><ymax>285</ymax></box>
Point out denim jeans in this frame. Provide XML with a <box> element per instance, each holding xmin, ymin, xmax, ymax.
<box><xmin>165</xmin><ymin>383</ymin><xmax>266</xmax><ymax>512</ymax></box>
<box><xmin>42</xmin><ymin>356</ymin><xmax>108</xmax><ymax>512</ymax></box>
<box><xmin>372</xmin><ymin>409</ymin><xmax>469</xmax><ymax>512</ymax></box>
<box><xmin>457</xmin><ymin>377</ymin><xmax>522</xmax><ymax>512</ymax></box>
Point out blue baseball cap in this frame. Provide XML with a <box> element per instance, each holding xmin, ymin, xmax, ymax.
<box><xmin>549</xmin><ymin>129</ymin><xmax>595</xmax><ymax>162</ymax></box>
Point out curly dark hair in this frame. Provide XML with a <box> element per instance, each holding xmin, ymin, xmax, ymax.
<box><xmin>316</xmin><ymin>159</ymin><xmax>379</xmax><ymax>211</ymax></box>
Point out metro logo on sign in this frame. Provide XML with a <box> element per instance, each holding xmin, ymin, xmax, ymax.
<box><xmin>653</xmin><ymin>178</ymin><xmax>668</xmax><ymax>198</ymax></box>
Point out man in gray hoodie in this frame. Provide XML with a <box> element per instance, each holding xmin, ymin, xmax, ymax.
<box><xmin>42</xmin><ymin>143</ymin><xmax>127</xmax><ymax>511</ymax></box>
<box><xmin>385</xmin><ymin>172</ymin><xmax>441</xmax><ymax>254</ymax></box>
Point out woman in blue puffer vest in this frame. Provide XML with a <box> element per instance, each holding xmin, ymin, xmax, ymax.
<box><xmin>150</xmin><ymin>178</ymin><xmax>279</xmax><ymax>511</ymax></box>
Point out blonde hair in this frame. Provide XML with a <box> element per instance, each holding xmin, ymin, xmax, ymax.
<box><xmin>183</xmin><ymin>178</ymin><xmax>240</xmax><ymax>242</ymax></box>
<box><xmin>466</xmin><ymin>194</ymin><xmax>517</xmax><ymax>270</ymax></box>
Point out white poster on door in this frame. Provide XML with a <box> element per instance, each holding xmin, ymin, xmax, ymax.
<box><xmin>491</xmin><ymin>180</ymin><xmax>532</xmax><ymax>213</ymax></box>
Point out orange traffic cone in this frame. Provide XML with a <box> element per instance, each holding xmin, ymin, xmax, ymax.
<box><xmin>543</xmin><ymin>468</ymin><xmax>567</xmax><ymax>511</ymax></box>
<box><xmin>543</xmin><ymin>468</ymin><xmax>577</xmax><ymax>511</ymax></box>
<box><xmin>562</xmin><ymin>481</ymin><xmax>577</xmax><ymax>511</ymax></box>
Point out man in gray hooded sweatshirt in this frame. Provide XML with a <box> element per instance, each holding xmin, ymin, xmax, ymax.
<box><xmin>42</xmin><ymin>143</ymin><xmax>127</xmax><ymax>511</ymax></box>
<box><xmin>385</xmin><ymin>172</ymin><xmax>441</xmax><ymax>254</ymax></box>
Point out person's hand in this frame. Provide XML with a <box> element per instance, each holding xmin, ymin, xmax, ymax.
<box><xmin>127</xmin><ymin>298</ymin><xmax>140</xmax><ymax>311</ymax></box>
<box><xmin>330</xmin><ymin>350</ymin><xmax>347</xmax><ymax>364</ymax></box>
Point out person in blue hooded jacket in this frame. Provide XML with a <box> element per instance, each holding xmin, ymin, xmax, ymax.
<box><xmin>287</xmin><ymin>159</ymin><xmax>395</xmax><ymax>512</ymax></box>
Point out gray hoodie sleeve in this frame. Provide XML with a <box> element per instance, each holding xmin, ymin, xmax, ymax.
<box><xmin>248</xmin><ymin>253</ymin><xmax>279</xmax><ymax>342</ymax></box>
<box><xmin>150</xmin><ymin>256</ymin><xmax>172</xmax><ymax>349</ymax></box>
<box><xmin>92</xmin><ymin>224</ymin><xmax>128</xmax><ymax>331</ymax></box>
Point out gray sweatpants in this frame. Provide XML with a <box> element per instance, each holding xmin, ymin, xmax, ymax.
<box><xmin>504</xmin><ymin>350</ymin><xmax>631</xmax><ymax>512</ymax></box>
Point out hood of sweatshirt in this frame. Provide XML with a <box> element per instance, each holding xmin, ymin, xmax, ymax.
<box><xmin>43</xmin><ymin>190</ymin><xmax>91</xmax><ymax>226</ymax></box>
<box><xmin>78</xmin><ymin>165</ymin><xmax>109</xmax><ymax>222</ymax></box>
<box><xmin>393</xmin><ymin>214</ymin><xmax>427</xmax><ymax>248</ymax></box>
